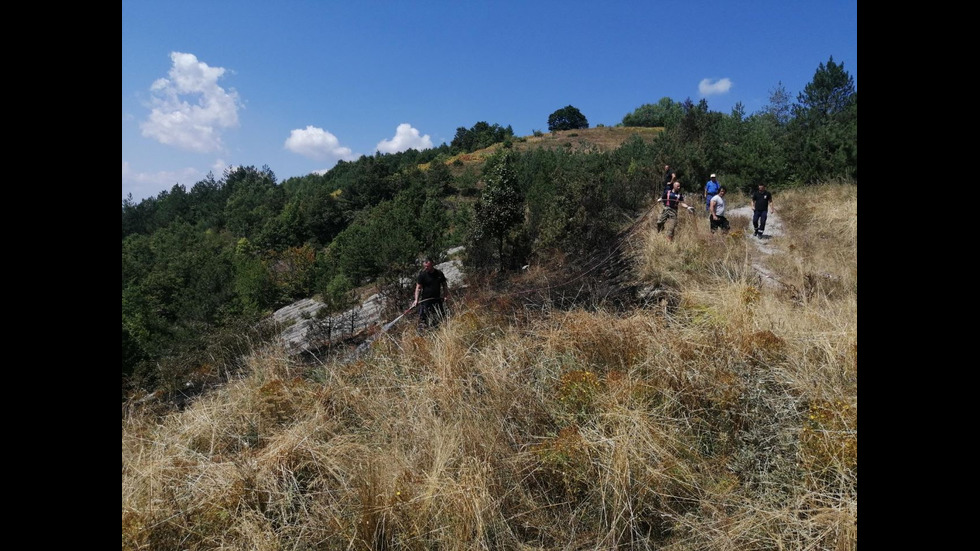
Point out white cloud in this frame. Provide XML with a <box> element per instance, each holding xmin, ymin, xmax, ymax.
<box><xmin>122</xmin><ymin>160</ymin><xmax>205</xmax><ymax>201</ymax></box>
<box><xmin>376</xmin><ymin>123</ymin><xmax>433</xmax><ymax>154</ymax></box>
<box><xmin>699</xmin><ymin>78</ymin><xmax>733</xmax><ymax>96</ymax></box>
<box><xmin>139</xmin><ymin>52</ymin><xmax>242</xmax><ymax>153</ymax></box>
<box><xmin>211</xmin><ymin>159</ymin><xmax>236</xmax><ymax>177</ymax></box>
<box><xmin>284</xmin><ymin>125</ymin><xmax>355</xmax><ymax>161</ymax></box>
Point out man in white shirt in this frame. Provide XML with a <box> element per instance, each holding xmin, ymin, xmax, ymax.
<box><xmin>709</xmin><ymin>186</ymin><xmax>730</xmax><ymax>233</ymax></box>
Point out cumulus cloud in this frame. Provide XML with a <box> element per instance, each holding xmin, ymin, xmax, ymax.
<box><xmin>376</xmin><ymin>123</ymin><xmax>433</xmax><ymax>154</ymax></box>
<box><xmin>284</xmin><ymin>125</ymin><xmax>355</xmax><ymax>162</ymax></box>
<box><xmin>139</xmin><ymin>52</ymin><xmax>242</xmax><ymax>153</ymax></box>
<box><xmin>699</xmin><ymin>78</ymin><xmax>733</xmax><ymax>96</ymax></box>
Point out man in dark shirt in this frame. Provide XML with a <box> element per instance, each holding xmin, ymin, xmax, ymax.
<box><xmin>413</xmin><ymin>258</ymin><xmax>449</xmax><ymax>330</ymax></box>
<box><xmin>751</xmin><ymin>183</ymin><xmax>774</xmax><ymax>238</ymax></box>
<box><xmin>662</xmin><ymin>164</ymin><xmax>677</xmax><ymax>197</ymax></box>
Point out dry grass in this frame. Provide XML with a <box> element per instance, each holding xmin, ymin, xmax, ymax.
<box><xmin>123</xmin><ymin>182</ymin><xmax>856</xmax><ymax>550</ymax></box>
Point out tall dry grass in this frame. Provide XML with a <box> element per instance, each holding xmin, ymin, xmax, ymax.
<box><xmin>123</xmin><ymin>182</ymin><xmax>856</xmax><ymax>550</ymax></box>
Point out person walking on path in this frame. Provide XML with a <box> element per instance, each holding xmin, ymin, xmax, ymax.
<box><xmin>709</xmin><ymin>186</ymin><xmax>730</xmax><ymax>233</ymax></box>
<box><xmin>656</xmin><ymin>180</ymin><xmax>696</xmax><ymax>241</ymax></box>
<box><xmin>412</xmin><ymin>258</ymin><xmax>450</xmax><ymax>330</ymax></box>
<box><xmin>704</xmin><ymin>173</ymin><xmax>721</xmax><ymax>212</ymax></box>
<box><xmin>751</xmin><ymin>183</ymin><xmax>774</xmax><ymax>238</ymax></box>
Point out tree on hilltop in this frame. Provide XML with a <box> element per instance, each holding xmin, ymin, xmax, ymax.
<box><xmin>621</xmin><ymin>97</ymin><xmax>683</xmax><ymax>127</ymax></box>
<box><xmin>548</xmin><ymin>105</ymin><xmax>589</xmax><ymax>132</ymax></box>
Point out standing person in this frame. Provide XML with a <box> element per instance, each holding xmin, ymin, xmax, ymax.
<box><xmin>751</xmin><ymin>183</ymin><xmax>774</xmax><ymax>238</ymax></box>
<box><xmin>412</xmin><ymin>258</ymin><xmax>450</xmax><ymax>330</ymax></box>
<box><xmin>662</xmin><ymin>164</ymin><xmax>677</xmax><ymax>197</ymax></box>
<box><xmin>704</xmin><ymin>173</ymin><xmax>720</xmax><ymax>212</ymax></box>
<box><xmin>655</xmin><ymin>180</ymin><xmax>696</xmax><ymax>241</ymax></box>
<box><xmin>709</xmin><ymin>186</ymin><xmax>730</xmax><ymax>233</ymax></box>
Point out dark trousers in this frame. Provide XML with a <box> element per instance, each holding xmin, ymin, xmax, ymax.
<box><xmin>752</xmin><ymin>210</ymin><xmax>768</xmax><ymax>235</ymax></box>
<box><xmin>710</xmin><ymin>215</ymin><xmax>730</xmax><ymax>232</ymax></box>
<box><xmin>418</xmin><ymin>299</ymin><xmax>445</xmax><ymax>329</ymax></box>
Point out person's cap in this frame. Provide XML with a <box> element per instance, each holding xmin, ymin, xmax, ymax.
<box><xmin>710</xmin><ymin>173</ymin><xmax>716</xmax><ymax>178</ymax></box>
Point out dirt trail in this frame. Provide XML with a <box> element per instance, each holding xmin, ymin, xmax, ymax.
<box><xmin>726</xmin><ymin>205</ymin><xmax>786</xmax><ymax>289</ymax></box>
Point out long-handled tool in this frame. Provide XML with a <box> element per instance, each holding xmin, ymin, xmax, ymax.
<box><xmin>354</xmin><ymin>298</ymin><xmax>441</xmax><ymax>355</ymax></box>
<box><xmin>382</xmin><ymin>311</ymin><xmax>409</xmax><ymax>332</ymax></box>
<box><xmin>381</xmin><ymin>297</ymin><xmax>442</xmax><ymax>332</ymax></box>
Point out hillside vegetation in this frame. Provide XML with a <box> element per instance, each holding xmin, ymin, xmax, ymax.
<box><xmin>122</xmin><ymin>184</ymin><xmax>857</xmax><ymax>550</ymax></box>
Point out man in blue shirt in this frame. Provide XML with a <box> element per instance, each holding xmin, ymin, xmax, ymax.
<box><xmin>704</xmin><ymin>174</ymin><xmax>720</xmax><ymax>212</ymax></box>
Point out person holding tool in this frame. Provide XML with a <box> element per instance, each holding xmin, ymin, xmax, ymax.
<box><xmin>412</xmin><ymin>258</ymin><xmax>450</xmax><ymax>330</ymax></box>
<box><xmin>655</xmin><ymin>180</ymin><xmax>696</xmax><ymax>242</ymax></box>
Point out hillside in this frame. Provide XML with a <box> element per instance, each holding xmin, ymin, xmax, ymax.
<box><xmin>123</xmin><ymin>183</ymin><xmax>857</xmax><ymax>550</ymax></box>
<box><xmin>430</xmin><ymin>126</ymin><xmax>663</xmax><ymax>173</ymax></box>
<box><xmin>255</xmin><ymin>126</ymin><xmax>669</xmax><ymax>363</ymax></box>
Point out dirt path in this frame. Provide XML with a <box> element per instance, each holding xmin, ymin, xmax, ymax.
<box><xmin>726</xmin><ymin>205</ymin><xmax>786</xmax><ymax>289</ymax></box>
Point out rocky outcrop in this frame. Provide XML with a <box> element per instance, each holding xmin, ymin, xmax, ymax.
<box><xmin>271</xmin><ymin>259</ymin><xmax>466</xmax><ymax>355</ymax></box>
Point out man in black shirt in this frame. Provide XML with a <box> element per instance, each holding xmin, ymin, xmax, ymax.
<box><xmin>751</xmin><ymin>183</ymin><xmax>774</xmax><ymax>238</ymax></box>
<box><xmin>412</xmin><ymin>258</ymin><xmax>450</xmax><ymax>330</ymax></box>
<box><xmin>661</xmin><ymin>164</ymin><xmax>677</xmax><ymax>197</ymax></box>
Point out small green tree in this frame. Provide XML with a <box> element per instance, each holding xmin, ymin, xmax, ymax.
<box><xmin>311</xmin><ymin>274</ymin><xmax>358</xmax><ymax>344</ymax></box>
<box><xmin>762</xmin><ymin>82</ymin><xmax>793</xmax><ymax>126</ymax></box>
<box><xmin>471</xmin><ymin>152</ymin><xmax>524</xmax><ymax>270</ymax></box>
<box><xmin>548</xmin><ymin>105</ymin><xmax>589</xmax><ymax>132</ymax></box>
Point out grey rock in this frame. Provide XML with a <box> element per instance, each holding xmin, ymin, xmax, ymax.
<box><xmin>271</xmin><ymin>255</ymin><xmax>466</xmax><ymax>355</ymax></box>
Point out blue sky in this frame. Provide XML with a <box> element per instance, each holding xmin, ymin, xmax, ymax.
<box><xmin>122</xmin><ymin>0</ymin><xmax>858</xmax><ymax>202</ymax></box>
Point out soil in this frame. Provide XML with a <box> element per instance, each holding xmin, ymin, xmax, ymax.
<box><xmin>726</xmin><ymin>205</ymin><xmax>785</xmax><ymax>289</ymax></box>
